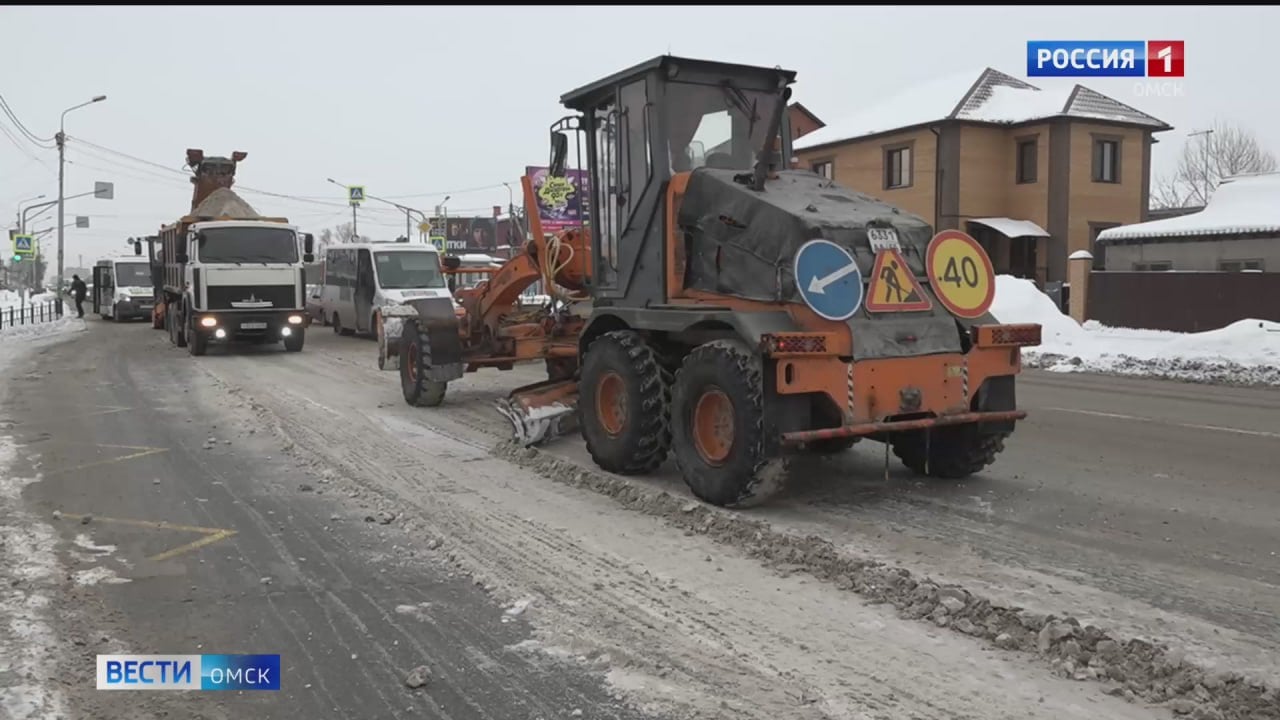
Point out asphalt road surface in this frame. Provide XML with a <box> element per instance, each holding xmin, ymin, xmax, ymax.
<box><xmin>2</xmin><ymin>319</ymin><xmax>1276</xmax><ymax>720</ymax></box>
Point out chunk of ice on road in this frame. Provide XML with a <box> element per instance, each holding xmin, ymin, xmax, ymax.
<box><xmin>502</xmin><ymin>596</ymin><xmax>536</xmax><ymax>622</ymax></box>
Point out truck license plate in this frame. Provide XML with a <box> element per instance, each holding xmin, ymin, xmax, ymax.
<box><xmin>867</xmin><ymin>227</ymin><xmax>901</xmax><ymax>252</ymax></box>
<box><xmin>242</xmin><ymin>322</ymin><xmax>267</xmax><ymax>330</ymax></box>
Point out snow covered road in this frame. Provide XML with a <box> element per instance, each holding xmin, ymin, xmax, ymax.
<box><xmin>1</xmin><ymin>320</ymin><xmax>1277</xmax><ymax>719</ymax></box>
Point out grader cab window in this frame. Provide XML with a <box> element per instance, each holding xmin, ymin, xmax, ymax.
<box><xmin>667</xmin><ymin>80</ymin><xmax>782</xmax><ymax>173</ymax></box>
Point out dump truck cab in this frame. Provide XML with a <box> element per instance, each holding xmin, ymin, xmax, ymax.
<box><xmin>524</xmin><ymin>55</ymin><xmax>1041</xmax><ymax>508</ymax></box>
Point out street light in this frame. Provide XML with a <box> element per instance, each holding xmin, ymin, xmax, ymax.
<box><xmin>328</xmin><ymin>177</ymin><xmax>429</xmax><ymax>243</ymax></box>
<box><xmin>56</xmin><ymin>94</ymin><xmax>107</xmax><ymax>309</ymax></box>
<box><xmin>16</xmin><ymin>194</ymin><xmax>47</xmax><ymax>228</ymax></box>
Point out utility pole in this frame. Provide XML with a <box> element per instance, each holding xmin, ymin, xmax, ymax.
<box><xmin>56</xmin><ymin>95</ymin><xmax>106</xmax><ymax>313</ymax></box>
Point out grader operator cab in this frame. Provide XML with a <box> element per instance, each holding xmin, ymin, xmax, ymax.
<box><xmin>397</xmin><ymin>55</ymin><xmax>1042</xmax><ymax>508</ymax></box>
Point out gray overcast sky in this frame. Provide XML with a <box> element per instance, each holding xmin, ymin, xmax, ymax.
<box><xmin>4</xmin><ymin>5</ymin><xmax>1276</xmax><ymax>270</ymax></box>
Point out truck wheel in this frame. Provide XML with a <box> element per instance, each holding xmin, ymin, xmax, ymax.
<box><xmin>671</xmin><ymin>340</ymin><xmax>786</xmax><ymax>508</ymax></box>
<box><xmin>891</xmin><ymin>426</ymin><xmax>1009</xmax><ymax>479</ymax></box>
<box><xmin>399</xmin><ymin>322</ymin><xmax>447</xmax><ymax>407</ymax></box>
<box><xmin>578</xmin><ymin>330</ymin><xmax>671</xmax><ymax>475</ymax></box>
<box><xmin>284</xmin><ymin>329</ymin><xmax>305</xmax><ymax>353</ymax></box>
<box><xmin>187</xmin><ymin>325</ymin><xmax>207</xmax><ymax>356</ymax></box>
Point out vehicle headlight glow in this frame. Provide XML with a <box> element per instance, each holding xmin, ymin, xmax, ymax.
<box><xmin>200</xmin><ymin>317</ymin><xmax>217</xmax><ymax>328</ymax></box>
<box><xmin>287</xmin><ymin>315</ymin><xmax>303</xmax><ymax>325</ymax></box>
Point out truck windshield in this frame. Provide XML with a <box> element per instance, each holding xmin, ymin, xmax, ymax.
<box><xmin>374</xmin><ymin>251</ymin><xmax>446</xmax><ymax>290</ymax></box>
<box><xmin>115</xmin><ymin>262</ymin><xmax>151</xmax><ymax>287</ymax></box>
<box><xmin>198</xmin><ymin>227</ymin><xmax>299</xmax><ymax>263</ymax></box>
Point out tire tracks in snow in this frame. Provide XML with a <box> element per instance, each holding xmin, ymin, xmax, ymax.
<box><xmin>188</xmin><ymin>338</ymin><xmax>1171</xmax><ymax>720</ymax></box>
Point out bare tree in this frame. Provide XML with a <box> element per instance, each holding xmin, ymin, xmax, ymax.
<box><xmin>1152</xmin><ymin>119</ymin><xmax>1278</xmax><ymax>208</ymax></box>
<box><xmin>324</xmin><ymin>222</ymin><xmax>367</xmax><ymax>244</ymax></box>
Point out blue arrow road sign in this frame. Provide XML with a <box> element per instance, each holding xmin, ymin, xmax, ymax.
<box><xmin>794</xmin><ymin>239</ymin><xmax>864</xmax><ymax>322</ymax></box>
<box><xmin>13</xmin><ymin>235</ymin><xmax>33</xmax><ymax>254</ymax></box>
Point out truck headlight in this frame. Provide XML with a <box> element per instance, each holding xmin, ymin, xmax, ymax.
<box><xmin>200</xmin><ymin>317</ymin><xmax>217</xmax><ymax>328</ymax></box>
<box><xmin>287</xmin><ymin>315</ymin><xmax>303</xmax><ymax>325</ymax></box>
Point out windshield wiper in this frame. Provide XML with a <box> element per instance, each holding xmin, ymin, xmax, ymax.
<box><xmin>720</xmin><ymin>80</ymin><xmax>760</xmax><ymax>131</ymax></box>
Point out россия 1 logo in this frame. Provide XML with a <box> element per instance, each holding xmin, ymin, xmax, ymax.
<box><xmin>1027</xmin><ymin>41</ymin><xmax>1184</xmax><ymax>78</ymax></box>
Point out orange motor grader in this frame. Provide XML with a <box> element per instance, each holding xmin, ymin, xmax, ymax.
<box><xmin>394</xmin><ymin>55</ymin><xmax>1042</xmax><ymax>509</ymax></box>
<box><xmin>376</xmin><ymin>199</ymin><xmax>592</xmax><ymax>408</ymax></box>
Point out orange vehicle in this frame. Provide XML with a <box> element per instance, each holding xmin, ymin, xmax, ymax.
<box><xmin>394</xmin><ymin>55</ymin><xmax>1042</xmax><ymax>508</ymax></box>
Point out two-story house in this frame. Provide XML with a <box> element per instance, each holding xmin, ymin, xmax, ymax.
<box><xmin>794</xmin><ymin>67</ymin><xmax>1172</xmax><ymax>285</ymax></box>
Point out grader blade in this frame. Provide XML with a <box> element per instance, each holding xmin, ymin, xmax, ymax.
<box><xmin>495</xmin><ymin>379</ymin><xmax>580</xmax><ymax>447</ymax></box>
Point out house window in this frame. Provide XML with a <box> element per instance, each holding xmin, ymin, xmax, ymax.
<box><xmin>1132</xmin><ymin>261</ymin><xmax>1171</xmax><ymax>271</ymax></box>
<box><xmin>1093</xmin><ymin>138</ymin><xmax>1120</xmax><ymax>183</ymax></box>
<box><xmin>884</xmin><ymin>145</ymin><xmax>912</xmax><ymax>189</ymax></box>
<box><xmin>1016</xmin><ymin>138</ymin><xmax>1037</xmax><ymax>183</ymax></box>
<box><xmin>1219</xmin><ymin>259</ymin><xmax>1264</xmax><ymax>272</ymax></box>
<box><xmin>811</xmin><ymin>160</ymin><xmax>833</xmax><ymax>179</ymax></box>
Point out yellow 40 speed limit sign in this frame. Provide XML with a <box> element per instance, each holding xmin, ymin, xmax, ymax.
<box><xmin>925</xmin><ymin>230</ymin><xmax>996</xmax><ymax>319</ymax></box>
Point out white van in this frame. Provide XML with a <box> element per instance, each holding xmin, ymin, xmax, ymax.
<box><xmin>92</xmin><ymin>255</ymin><xmax>156</xmax><ymax>322</ymax></box>
<box><xmin>319</xmin><ymin>241</ymin><xmax>451</xmax><ymax>337</ymax></box>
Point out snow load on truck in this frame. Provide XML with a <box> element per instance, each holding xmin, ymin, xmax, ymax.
<box><xmin>193</xmin><ymin>187</ymin><xmax>260</xmax><ymax>219</ymax></box>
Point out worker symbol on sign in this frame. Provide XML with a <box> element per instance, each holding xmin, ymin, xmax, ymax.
<box><xmin>865</xmin><ymin>248</ymin><xmax>932</xmax><ymax>313</ymax></box>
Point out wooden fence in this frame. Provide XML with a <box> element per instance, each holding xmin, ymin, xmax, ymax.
<box><xmin>1087</xmin><ymin>271</ymin><xmax>1280</xmax><ymax>332</ymax></box>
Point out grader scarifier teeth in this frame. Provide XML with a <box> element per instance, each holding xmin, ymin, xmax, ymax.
<box><xmin>495</xmin><ymin>399</ymin><xmax>577</xmax><ymax>447</ymax></box>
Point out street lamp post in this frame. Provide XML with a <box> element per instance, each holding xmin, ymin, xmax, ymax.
<box><xmin>56</xmin><ymin>94</ymin><xmax>106</xmax><ymax>311</ymax></box>
<box><xmin>15</xmin><ymin>194</ymin><xmax>46</xmax><ymax>229</ymax></box>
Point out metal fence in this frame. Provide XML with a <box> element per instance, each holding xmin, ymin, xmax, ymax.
<box><xmin>0</xmin><ymin>300</ymin><xmax>66</xmax><ymax>331</ymax></box>
<box><xmin>1088</xmin><ymin>271</ymin><xmax>1280</xmax><ymax>332</ymax></box>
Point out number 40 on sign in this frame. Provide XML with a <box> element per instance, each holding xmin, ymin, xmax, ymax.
<box><xmin>924</xmin><ymin>230</ymin><xmax>996</xmax><ymax>320</ymax></box>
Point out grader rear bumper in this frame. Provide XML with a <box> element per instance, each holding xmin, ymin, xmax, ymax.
<box><xmin>766</xmin><ymin>322</ymin><xmax>1041</xmax><ymax>447</ymax></box>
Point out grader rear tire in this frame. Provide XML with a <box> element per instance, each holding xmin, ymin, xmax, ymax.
<box><xmin>891</xmin><ymin>425</ymin><xmax>1008</xmax><ymax>479</ymax></box>
<box><xmin>578</xmin><ymin>330</ymin><xmax>671</xmax><ymax>475</ymax></box>
<box><xmin>670</xmin><ymin>340</ymin><xmax>786</xmax><ymax>508</ymax></box>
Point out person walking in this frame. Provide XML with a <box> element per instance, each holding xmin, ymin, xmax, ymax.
<box><xmin>70</xmin><ymin>274</ymin><xmax>88</xmax><ymax>318</ymax></box>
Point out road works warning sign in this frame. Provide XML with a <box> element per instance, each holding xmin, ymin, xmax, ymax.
<box><xmin>865</xmin><ymin>248</ymin><xmax>931</xmax><ymax>313</ymax></box>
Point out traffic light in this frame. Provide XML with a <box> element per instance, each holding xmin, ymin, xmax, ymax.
<box><xmin>11</xmin><ymin>254</ymin><xmax>21</xmax><ymax>263</ymax></box>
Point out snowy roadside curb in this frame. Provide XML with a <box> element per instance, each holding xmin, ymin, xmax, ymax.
<box><xmin>991</xmin><ymin>276</ymin><xmax>1280</xmax><ymax>388</ymax></box>
<box><xmin>494</xmin><ymin>440</ymin><xmax>1278</xmax><ymax>720</ymax></box>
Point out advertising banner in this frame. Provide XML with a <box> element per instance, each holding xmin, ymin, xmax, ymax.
<box><xmin>525</xmin><ymin>165</ymin><xmax>590</xmax><ymax>234</ymax></box>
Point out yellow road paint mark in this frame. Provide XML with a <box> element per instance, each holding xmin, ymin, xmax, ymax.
<box><xmin>11</xmin><ymin>405</ymin><xmax>134</xmax><ymax>427</ymax></box>
<box><xmin>43</xmin><ymin>445</ymin><xmax>169</xmax><ymax>477</ymax></box>
<box><xmin>56</xmin><ymin>513</ymin><xmax>237</xmax><ymax>562</ymax></box>
<box><xmin>148</xmin><ymin>529</ymin><xmax>237</xmax><ymax>562</ymax></box>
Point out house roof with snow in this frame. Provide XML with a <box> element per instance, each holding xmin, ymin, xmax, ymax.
<box><xmin>1096</xmin><ymin>171</ymin><xmax>1280</xmax><ymax>244</ymax></box>
<box><xmin>794</xmin><ymin>67</ymin><xmax>1172</xmax><ymax>152</ymax></box>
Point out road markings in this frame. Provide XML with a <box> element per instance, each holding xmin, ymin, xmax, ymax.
<box><xmin>55</xmin><ymin>513</ymin><xmax>237</xmax><ymax>562</ymax></box>
<box><xmin>42</xmin><ymin>444</ymin><xmax>169</xmax><ymax>477</ymax></box>
<box><xmin>1044</xmin><ymin>406</ymin><xmax>1279</xmax><ymax>439</ymax></box>
<box><xmin>6</xmin><ymin>405</ymin><xmax>134</xmax><ymax>427</ymax></box>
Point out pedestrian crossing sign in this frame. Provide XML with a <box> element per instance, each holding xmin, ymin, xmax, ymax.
<box><xmin>12</xmin><ymin>234</ymin><xmax>34</xmax><ymax>256</ymax></box>
<box><xmin>864</xmin><ymin>248</ymin><xmax>932</xmax><ymax>313</ymax></box>
<box><xmin>348</xmin><ymin>185</ymin><xmax>365</xmax><ymax>206</ymax></box>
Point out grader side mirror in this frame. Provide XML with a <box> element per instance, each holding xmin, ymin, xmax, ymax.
<box><xmin>550</xmin><ymin>132</ymin><xmax>569</xmax><ymax>178</ymax></box>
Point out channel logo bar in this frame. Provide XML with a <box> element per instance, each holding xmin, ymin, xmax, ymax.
<box><xmin>1027</xmin><ymin>40</ymin><xmax>1184</xmax><ymax>78</ymax></box>
<box><xmin>96</xmin><ymin>654</ymin><xmax>281</xmax><ymax>690</ymax></box>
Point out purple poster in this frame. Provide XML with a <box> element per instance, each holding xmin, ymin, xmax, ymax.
<box><xmin>525</xmin><ymin>166</ymin><xmax>590</xmax><ymax>234</ymax></box>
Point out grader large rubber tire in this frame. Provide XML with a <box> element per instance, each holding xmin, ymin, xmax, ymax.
<box><xmin>399</xmin><ymin>323</ymin><xmax>447</xmax><ymax>407</ymax></box>
<box><xmin>670</xmin><ymin>340</ymin><xmax>786</xmax><ymax>508</ymax></box>
<box><xmin>578</xmin><ymin>330</ymin><xmax>671</xmax><ymax>475</ymax></box>
<box><xmin>891</xmin><ymin>425</ymin><xmax>1009</xmax><ymax>479</ymax></box>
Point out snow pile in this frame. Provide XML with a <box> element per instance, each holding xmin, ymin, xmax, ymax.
<box><xmin>1097</xmin><ymin>171</ymin><xmax>1280</xmax><ymax>241</ymax></box>
<box><xmin>193</xmin><ymin>187</ymin><xmax>259</xmax><ymax>218</ymax></box>
<box><xmin>989</xmin><ymin>275</ymin><xmax>1280</xmax><ymax>386</ymax></box>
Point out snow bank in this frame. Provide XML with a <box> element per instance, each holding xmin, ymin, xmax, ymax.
<box><xmin>989</xmin><ymin>275</ymin><xmax>1280</xmax><ymax>386</ymax></box>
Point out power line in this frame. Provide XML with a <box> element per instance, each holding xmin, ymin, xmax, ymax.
<box><xmin>0</xmin><ymin>93</ymin><xmax>56</xmax><ymax>146</ymax></box>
